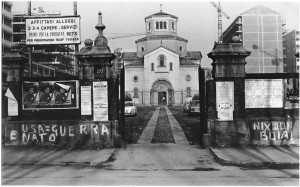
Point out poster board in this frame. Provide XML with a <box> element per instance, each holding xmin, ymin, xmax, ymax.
<box><xmin>245</xmin><ymin>79</ymin><xmax>283</xmax><ymax>108</ymax></box>
<box><xmin>25</xmin><ymin>16</ymin><xmax>81</xmax><ymax>45</ymax></box>
<box><xmin>93</xmin><ymin>81</ymin><xmax>108</xmax><ymax>121</ymax></box>
<box><xmin>22</xmin><ymin>80</ymin><xmax>79</xmax><ymax>110</ymax></box>
<box><xmin>216</xmin><ymin>81</ymin><xmax>234</xmax><ymax>120</ymax></box>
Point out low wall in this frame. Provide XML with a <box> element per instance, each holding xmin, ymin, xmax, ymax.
<box><xmin>4</xmin><ymin>120</ymin><xmax>119</xmax><ymax>149</ymax></box>
<box><xmin>207</xmin><ymin>117</ymin><xmax>299</xmax><ymax>146</ymax></box>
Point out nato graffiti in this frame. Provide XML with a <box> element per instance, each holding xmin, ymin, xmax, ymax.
<box><xmin>251</xmin><ymin>121</ymin><xmax>294</xmax><ymax>141</ymax></box>
<box><xmin>10</xmin><ymin>123</ymin><xmax>110</xmax><ymax>143</ymax></box>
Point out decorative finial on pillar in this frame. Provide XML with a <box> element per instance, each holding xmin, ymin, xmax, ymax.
<box><xmin>94</xmin><ymin>11</ymin><xmax>108</xmax><ymax>46</ymax></box>
<box><xmin>160</xmin><ymin>4</ymin><xmax>162</xmax><ymax>12</ymax></box>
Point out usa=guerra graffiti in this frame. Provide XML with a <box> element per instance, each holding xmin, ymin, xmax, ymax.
<box><xmin>9</xmin><ymin>123</ymin><xmax>110</xmax><ymax>142</ymax></box>
<box><xmin>251</xmin><ymin>121</ymin><xmax>294</xmax><ymax>141</ymax></box>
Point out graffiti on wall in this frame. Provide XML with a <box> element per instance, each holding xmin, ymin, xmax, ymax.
<box><xmin>9</xmin><ymin>123</ymin><xmax>111</xmax><ymax>143</ymax></box>
<box><xmin>250</xmin><ymin>120</ymin><xmax>294</xmax><ymax>141</ymax></box>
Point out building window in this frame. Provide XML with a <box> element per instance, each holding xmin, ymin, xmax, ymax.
<box><xmin>186</xmin><ymin>87</ymin><xmax>191</xmax><ymax>97</ymax></box>
<box><xmin>179</xmin><ymin>46</ymin><xmax>182</xmax><ymax>51</ymax></box>
<box><xmin>141</xmin><ymin>47</ymin><xmax>144</xmax><ymax>52</ymax></box>
<box><xmin>158</xmin><ymin>55</ymin><xmax>166</xmax><ymax>66</ymax></box>
<box><xmin>133</xmin><ymin>88</ymin><xmax>139</xmax><ymax>98</ymax></box>
<box><xmin>172</xmin><ymin>22</ymin><xmax>175</xmax><ymax>31</ymax></box>
<box><xmin>155</xmin><ymin>21</ymin><xmax>167</xmax><ymax>30</ymax></box>
<box><xmin>169</xmin><ymin>62</ymin><xmax>173</xmax><ymax>71</ymax></box>
<box><xmin>147</xmin><ymin>22</ymin><xmax>151</xmax><ymax>31</ymax></box>
<box><xmin>185</xmin><ymin>74</ymin><xmax>191</xmax><ymax>81</ymax></box>
<box><xmin>133</xmin><ymin>75</ymin><xmax>139</xmax><ymax>82</ymax></box>
<box><xmin>151</xmin><ymin>63</ymin><xmax>154</xmax><ymax>71</ymax></box>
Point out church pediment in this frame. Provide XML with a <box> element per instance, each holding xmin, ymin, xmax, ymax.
<box><xmin>144</xmin><ymin>45</ymin><xmax>180</xmax><ymax>58</ymax></box>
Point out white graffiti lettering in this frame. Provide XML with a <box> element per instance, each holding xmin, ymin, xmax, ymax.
<box><xmin>80</xmin><ymin>125</ymin><xmax>87</xmax><ymax>134</ymax></box>
<box><xmin>10</xmin><ymin>130</ymin><xmax>17</xmax><ymax>140</ymax></box>
<box><xmin>101</xmin><ymin>124</ymin><xmax>109</xmax><ymax>136</ymax></box>
<box><xmin>69</xmin><ymin>126</ymin><xmax>75</xmax><ymax>137</ymax></box>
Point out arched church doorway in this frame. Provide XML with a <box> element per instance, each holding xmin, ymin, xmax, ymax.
<box><xmin>151</xmin><ymin>79</ymin><xmax>173</xmax><ymax>106</ymax></box>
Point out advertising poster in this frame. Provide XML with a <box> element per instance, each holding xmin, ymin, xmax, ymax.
<box><xmin>26</xmin><ymin>16</ymin><xmax>81</xmax><ymax>45</ymax></box>
<box><xmin>245</xmin><ymin>79</ymin><xmax>283</xmax><ymax>108</ymax></box>
<box><xmin>216</xmin><ymin>81</ymin><xmax>234</xmax><ymax>120</ymax></box>
<box><xmin>22</xmin><ymin>80</ymin><xmax>79</xmax><ymax>110</ymax></box>
<box><xmin>93</xmin><ymin>81</ymin><xmax>108</xmax><ymax>121</ymax></box>
<box><xmin>284</xmin><ymin>78</ymin><xmax>299</xmax><ymax>109</ymax></box>
<box><xmin>81</xmin><ymin>86</ymin><xmax>92</xmax><ymax>115</ymax></box>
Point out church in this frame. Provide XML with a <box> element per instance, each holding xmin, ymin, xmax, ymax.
<box><xmin>122</xmin><ymin>9</ymin><xmax>202</xmax><ymax>106</ymax></box>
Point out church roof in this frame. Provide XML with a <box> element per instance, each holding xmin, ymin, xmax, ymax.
<box><xmin>135</xmin><ymin>35</ymin><xmax>188</xmax><ymax>44</ymax></box>
<box><xmin>185</xmin><ymin>51</ymin><xmax>202</xmax><ymax>59</ymax></box>
<box><xmin>125</xmin><ymin>61</ymin><xmax>144</xmax><ymax>67</ymax></box>
<box><xmin>240</xmin><ymin>5</ymin><xmax>280</xmax><ymax>15</ymax></box>
<box><xmin>122</xmin><ymin>52</ymin><xmax>138</xmax><ymax>59</ymax></box>
<box><xmin>144</xmin><ymin>45</ymin><xmax>181</xmax><ymax>56</ymax></box>
<box><xmin>145</xmin><ymin>11</ymin><xmax>178</xmax><ymax>20</ymax></box>
<box><xmin>180</xmin><ymin>60</ymin><xmax>199</xmax><ymax>66</ymax></box>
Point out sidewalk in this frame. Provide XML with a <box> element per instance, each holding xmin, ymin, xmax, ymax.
<box><xmin>2</xmin><ymin>146</ymin><xmax>116</xmax><ymax>166</ymax></box>
<box><xmin>210</xmin><ymin>146</ymin><xmax>299</xmax><ymax>169</ymax></box>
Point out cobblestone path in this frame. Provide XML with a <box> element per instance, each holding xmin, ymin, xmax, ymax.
<box><xmin>151</xmin><ymin>107</ymin><xmax>175</xmax><ymax>143</ymax></box>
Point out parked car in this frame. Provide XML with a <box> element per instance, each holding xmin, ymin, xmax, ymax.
<box><xmin>124</xmin><ymin>101</ymin><xmax>137</xmax><ymax>117</ymax></box>
<box><xmin>188</xmin><ymin>100</ymin><xmax>200</xmax><ymax>116</ymax></box>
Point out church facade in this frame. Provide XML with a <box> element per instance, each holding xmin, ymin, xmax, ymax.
<box><xmin>122</xmin><ymin>10</ymin><xmax>202</xmax><ymax>106</ymax></box>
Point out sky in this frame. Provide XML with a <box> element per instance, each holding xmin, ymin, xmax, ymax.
<box><xmin>11</xmin><ymin>0</ymin><xmax>300</xmax><ymax>67</ymax></box>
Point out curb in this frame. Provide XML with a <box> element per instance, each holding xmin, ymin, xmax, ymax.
<box><xmin>209</xmin><ymin>149</ymin><xmax>299</xmax><ymax>169</ymax></box>
<box><xmin>2</xmin><ymin>148</ymin><xmax>118</xmax><ymax>167</ymax></box>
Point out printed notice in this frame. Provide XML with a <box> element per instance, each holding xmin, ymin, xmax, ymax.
<box><xmin>26</xmin><ymin>16</ymin><xmax>81</xmax><ymax>45</ymax></box>
<box><xmin>93</xmin><ymin>81</ymin><xmax>108</xmax><ymax>121</ymax></box>
<box><xmin>216</xmin><ymin>81</ymin><xmax>234</xmax><ymax>120</ymax></box>
<box><xmin>81</xmin><ymin>86</ymin><xmax>91</xmax><ymax>115</ymax></box>
<box><xmin>5</xmin><ymin>88</ymin><xmax>18</xmax><ymax>116</ymax></box>
<box><xmin>245</xmin><ymin>79</ymin><xmax>283</xmax><ymax>108</ymax></box>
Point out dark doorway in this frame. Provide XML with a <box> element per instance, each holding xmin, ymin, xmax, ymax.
<box><xmin>158</xmin><ymin>92</ymin><xmax>167</xmax><ymax>105</ymax></box>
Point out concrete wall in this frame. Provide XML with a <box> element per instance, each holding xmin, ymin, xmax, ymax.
<box><xmin>207</xmin><ymin>117</ymin><xmax>299</xmax><ymax>146</ymax></box>
<box><xmin>4</xmin><ymin>120</ymin><xmax>119</xmax><ymax>149</ymax></box>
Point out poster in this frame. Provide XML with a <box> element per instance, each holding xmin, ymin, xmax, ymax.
<box><xmin>216</xmin><ymin>81</ymin><xmax>234</xmax><ymax>120</ymax></box>
<box><xmin>26</xmin><ymin>16</ymin><xmax>81</xmax><ymax>45</ymax></box>
<box><xmin>93</xmin><ymin>81</ymin><xmax>108</xmax><ymax>121</ymax></box>
<box><xmin>245</xmin><ymin>79</ymin><xmax>283</xmax><ymax>108</ymax></box>
<box><xmin>81</xmin><ymin>86</ymin><xmax>92</xmax><ymax>115</ymax></box>
<box><xmin>284</xmin><ymin>78</ymin><xmax>299</xmax><ymax>109</ymax></box>
<box><xmin>22</xmin><ymin>80</ymin><xmax>79</xmax><ymax>110</ymax></box>
<box><xmin>5</xmin><ymin>88</ymin><xmax>18</xmax><ymax>116</ymax></box>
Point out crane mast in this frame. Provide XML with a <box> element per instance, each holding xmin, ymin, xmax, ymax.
<box><xmin>210</xmin><ymin>2</ymin><xmax>230</xmax><ymax>43</ymax></box>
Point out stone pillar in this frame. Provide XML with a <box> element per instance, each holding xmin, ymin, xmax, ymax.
<box><xmin>207</xmin><ymin>36</ymin><xmax>251</xmax><ymax>119</ymax></box>
<box><xmin>75</xmin><ymin>12</ymin><xmax>118</xmax><ymax>121</ymax></box>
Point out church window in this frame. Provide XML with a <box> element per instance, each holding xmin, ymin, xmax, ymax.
<box><xmin>151</xmin><ymin>63</ymin><xmax>154</xmax><ymax>71</ymax></box>
<box><xmin>141</xmin><ymin>47</ymin><xmax>144</xmax><ymax>52</ymax></box>
<box><xmin>185</xmin><ymin>74</ymin><xmax>191</xmax><ymax>81</ymax></box>
<box><xmin>133</xmin><ymin>75</ymin><xmax>139</xmax><ymax>82</ymax></box>
<box><xmin>172</xmin><ymin>22</ymin><xmax>175</xmax><ymax>31</ymax></box>
<box><xmin>179</xmin><ymin>46</ymin><xmax>182</xmax><ymax>51</ymax></box>
<box><xmin>148</xmin><ymin>22</ymin><xmax>151</xmax><ymax>31</ymax></box>
<box><xmin>158</xmin><ymin>55</ymin><xmax>166</xmax><ymax>66</ymax></box>
<box><xmin>169</xmin><ymin>62</ymin><xmax>173</xmax><ymax>71</ymax></box>
<box><xmin>133</xmin><ymin>88</ymin><xmax>139</xmax><ymax>98</ymax></box>
<box><xmin>186</xmin><ymin>87</ymin><xmax>192</xmax><ymax>97</ymax></box>
<box><xmin>155</xmin><ymin>21</ymin><xmax>167</xmax><ymax>30</ymax></box>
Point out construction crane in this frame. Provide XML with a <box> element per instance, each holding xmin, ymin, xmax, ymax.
<box><xmin>210</xmin><ymin>2</ymin><xmax>230</xmax><ymax>43</ymax></box>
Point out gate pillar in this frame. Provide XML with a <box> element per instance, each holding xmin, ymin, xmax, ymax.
<box><xmin>208</xmin><ymin>36</ymin><xmax>251</xmax><ymax>118</ymax></box>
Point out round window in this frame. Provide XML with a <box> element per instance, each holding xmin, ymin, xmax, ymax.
<box><xmin>185</xmin><ymin>74</ymin><xmax>191</xmax><ymax>81</ymax></box>
<box><xmin>133</xmin><ymin>76</ymin><xmax>139</xmax><ymax>82</ymax></box>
